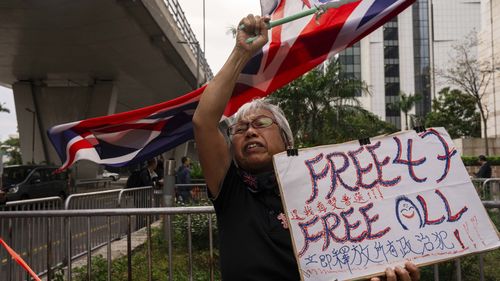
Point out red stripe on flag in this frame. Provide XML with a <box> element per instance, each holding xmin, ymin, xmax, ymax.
<box><xmin>265</xmin><ymin>0</ymin><xmax>286</xmax><ymax>69</ymax></box>
<box><xmin>224</xmin><ymin>4</ymin><xmax>351</xmax><ymax>116</ymax></box>
<box><xmin>63</xmin><ymin>138</ymin><xmax>96</xmax><ymax>170</ymax></box>
<box><xmin>92</xmin><ymin>120</ymin><xmax>168</xmax><ymax>134</ymax></box>
<box><xmin>74</xmin><ymin>86</ymin><xmax>205</xmax><ymax>130</ymax></box>
<box><xmin>0</xmin><ymin>238</ymin><xmax>41</xmax><ymax>281</ymax></box>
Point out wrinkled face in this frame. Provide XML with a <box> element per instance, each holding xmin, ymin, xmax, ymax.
<box><xmin>231</xmin><ymin>109</ymin><xmax>286</xmax><ymax>173</ymax></box>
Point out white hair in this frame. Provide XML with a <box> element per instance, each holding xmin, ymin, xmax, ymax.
<box><xmin>230</xmin><ymin>98</ymin><xmax>294</xmax><ymax>147</ymax></box>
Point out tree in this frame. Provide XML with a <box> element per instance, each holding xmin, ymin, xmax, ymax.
<box><xmin>1</xmin><ymin>136</ymin><xmax>22</xmax><ymax>165</ymax></box>
<box><xmin>332</xmin><ymin>106</ymin><xmax>398</xmax><ymax>143</ymax></box>
<box><xmin>438</xmin><ymin>34</ymin><xmax>494</xmax><ymax>155</ymax></box>
<box><xmin>268</xmin><ymin>58</ymin><xmax>396</xmax><ymax>147</ymax></box>
<box><xmin>425</xmin><ymin>87</ymin><xmax>480</xmax><ymax>139</ymax></box>
<box><xmin>387</xmin><ymin>92</ymin><xmax>421</xmax><ymax>130</ymax></box>
<box><xmin>0</xmin><ymin>102</ymin><xmax>9</xmax><ymax>113</ymax></box>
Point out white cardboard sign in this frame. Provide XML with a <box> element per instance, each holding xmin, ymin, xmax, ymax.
<box><xmin>273</xmin><ymin>128</ymin><xmax>500</xmax><ymax>281</ymax></box>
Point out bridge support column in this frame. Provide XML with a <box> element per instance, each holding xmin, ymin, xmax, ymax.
<box><xmin>13</xmin><ymin>80</ymin><xmax>117</xmax><ymax>175</ymax></box>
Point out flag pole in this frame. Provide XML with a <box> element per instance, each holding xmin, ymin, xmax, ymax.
<box><xmin>241</xmin><ymin>0</ymin><xmax>359</xmax><ymax>43</ymax></box>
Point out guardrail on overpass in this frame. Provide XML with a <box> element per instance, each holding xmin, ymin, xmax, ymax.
<box><xmin>165</xmin><ymin>0</ymin><xmax>213</xmax><ymax>81</ymax></box>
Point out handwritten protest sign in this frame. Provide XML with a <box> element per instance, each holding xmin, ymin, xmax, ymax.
<box><xmin>273</xmin><ymin>128</ymin><xmax>500</xmax><ymax>281</ymax></box>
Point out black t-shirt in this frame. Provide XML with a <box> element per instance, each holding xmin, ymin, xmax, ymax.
<box><xmin>476</xmin><ymin>162</ymin><xmax>492</xmax><ymax>178</ymax></box>
<box><xmin>139</xmin><ymin>168</ymin><xmax>155</xmax><ymax>187</ymax></box>
<box><xmin>212</xmin><ymin>162</ymin><xmax>300</xmax><ymax>281</ymax></box>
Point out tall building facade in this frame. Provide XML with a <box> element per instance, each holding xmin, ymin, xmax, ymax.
<box><xmin>339</xmin><ymin>0</ymin><xmax>480</xmax><ymax>129</ymax></box>
<box><xmin>480</xmin><ymin>0</ymin><xmax>500</xmax><ymax>138</ymax></box>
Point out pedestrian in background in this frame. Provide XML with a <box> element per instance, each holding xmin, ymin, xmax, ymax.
<box><xmin>176</xmin><ymin>156</ymin><xmax>192</xmax><ymax>203</ymax></box>
<box><xmin>475</xmin><ymin>155</ymin><xmax>492</xmax><ymax>179</ymax></box>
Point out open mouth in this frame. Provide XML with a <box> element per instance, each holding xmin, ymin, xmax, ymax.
<box><xmin>245</xmin><ymin>142</ymin><xmax>264</xmax><ymax>152</ymax></box>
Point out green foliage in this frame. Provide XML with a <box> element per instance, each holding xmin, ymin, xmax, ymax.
<box><xmin>387</xmin><ymin>91</ymin><xmax>421</xmax><ymax>130</ymax></box>
<box><xmin>52</xmin><ymin>267</ymin><xmax>65</xmax><ymax>281</ymax></box>
<box><xmin>462</xmin><ymin>156</ymin><xmax>500</xmax><ymax>166</ymax></box>
<box><xmin>462</xmin><ymin>156</ymin><xmax>479</xmax><ymax>166</ymax></box>
<box><xmin>172</xmin><ymin>212</ymin><xmax>218</xmax><ymax>251</ymax></box>
<box><xmin>73</xmin><ymin>255</ymin><xmax>109</xmax><ymax>281</ymax></box>
<box><xmin>269</xmin><ymin>58</ymin><xmax>396</xmax><ymax>147</ymax></box>
<box><xmin>72</xmin><ymin>225</ymin><xmax>220</xmax><ymax>281</ymax></box>
<box><xmin>327</xmin><ymin>106</ymin><xmax>398</xmax><ymax>144</ymax></box>
<box><xmin>190</xmin><ymin>161</ymin><xmax>204</xmax><ymax>179</ymax></box>
<box><xmin>420</xmin><ymin>248</ymin><xmax>500</xmax><ymax>281</ymax></box>
<box><xmin>0</xmin><ymin>135</ymin><xmax>22</xmax><ymax>165</ymax></box>
<box><xmin>426</xmin><ymin>88</ymin><xmax>481</xmax><ymax>139</ymax></box>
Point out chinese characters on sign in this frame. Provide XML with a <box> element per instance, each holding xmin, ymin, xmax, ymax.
<box><xmin>273</xmin><ymin>128</ymin><xmax>500</xmax><ymax>281</ymax></box>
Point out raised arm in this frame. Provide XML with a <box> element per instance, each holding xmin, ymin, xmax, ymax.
<box><xmin>192</xmin><ymin>15</ymin><xmax>269</xmax><ymax>197</ymax></box>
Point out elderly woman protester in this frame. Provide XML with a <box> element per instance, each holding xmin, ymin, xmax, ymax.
<box><xmin>193</xmin><ymin>14</ymin><xmax>420</xmax><ymax>281</ymax></box>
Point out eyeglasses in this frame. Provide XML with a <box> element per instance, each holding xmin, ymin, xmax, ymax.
<box><xmin>227</xmin><ymin>115</ymin><xmax>277</xmax><ymax>135</ymax></box>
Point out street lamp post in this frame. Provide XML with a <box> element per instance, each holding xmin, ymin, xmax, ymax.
<box><xmin>203</xmin><ymin>0</ymin><xmax>206</xmax><ymax>54</ymax></box>
<box><xmin>489</xmin><ymin>0</ymin><xmax>497</xmax><ymax>137</ymax></box>
<box><xmin>196</xmin><ymin>42</ymin><xmax>200</xmax><ymax>87</ymax></box>
<box><xmin>25</xmin><ymin>108</ymin><xmax>35</xmax><ymax>164</ymax></box>
<box><xmin>202</xmin><ymin>0</ymin><xmax>207</xmax><ymax>84</ymax></box>
<box><xmin>0</xmin><ymin>149</ymin><xmax>4</xmax><ymax>188</ymax></box>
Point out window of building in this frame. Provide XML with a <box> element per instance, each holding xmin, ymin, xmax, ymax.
<box><xmin>384</xmin><ymin>27</ymin><xmax>398</xmax><ymax>40</ymax></box>
<box><xmin>338</xmin><ymin>42</ymin><xmax>362</xmax><ymax>96</ymax></box>
<box><xmin>384</xmin><ymin>46</ymin><xmax>399</xmax><ymax>59</ymax></box>
<box><xmin>385</xmin><ymin>64</ymin><xmax>399</xmax><ymax>77</ymax></box>
<box><xmin>385</xmin><ymin>82</ymin><xmax>400</xmax><ymax>96</ymax></box>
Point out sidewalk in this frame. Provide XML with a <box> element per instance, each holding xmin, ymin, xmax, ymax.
<box><xmin>43</xmin><ymin>220</ymin><xmax>161</xmax><ymax>280</ymax></box>
<box><xmin>74</xmin><ymin>220</ymin><xmax>161</xmax><ymax>266</ymax></box>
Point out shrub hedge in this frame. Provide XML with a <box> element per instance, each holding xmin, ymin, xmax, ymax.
<box><xmin>461</xmin><ymin>156</ymin><xmax>500</xmax><ymax>166</ymax></box>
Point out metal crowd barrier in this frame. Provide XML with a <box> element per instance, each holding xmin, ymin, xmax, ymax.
<box><xmin>0</xmin><ymin>187</ymin><xmax>158</xmax><ymax>281</ymax></box>
<box><xmin>433</xmin><ymin>200</ymin><xmax>500</xmax><ymax>281</ymax></box>
<box><xmin>65</xmin><ymin>189</ymin><xmax>121</xmax><ymax>210</ymax></box>
<box><xmin>0</xmin><ymin>197</ymin><xmax>64</xmax><ymax>281</ymax></box>
<box><xmin>65</xmin><ymin>189</ymin><xmax>123</xmax><ymax>273</ymax></box>
<box><xmin>175</xmin><ymin>183</ymin><xmax>209</xmax><ymax>203</ymax></box>
<box><xmin>472</xmin><ymin>178</ymin><xmax>500</xmax><ymax>201</ymax></box>
<box><xmin>73</xmin><ymin>178</ymin><xmax>112</xmax><ymax>191</ymax></box>
<box><xmin>118</xmin><ymin>186</ymin><xmax>155</xmax><ymax>231</ymax></box>
<box><xmin>0</xmin><ymin>207</ymin><xmax>216</xmax><ymax>281</ymax></box>
<box><xmin>118</xmin><ymin>186</ymin><xmax>154</xmax><ymax>208</ymax></box>
<box><xmin>1</xmin><ymin>202</ymin><xmax>499</xmax><ymax>281</ymax></box>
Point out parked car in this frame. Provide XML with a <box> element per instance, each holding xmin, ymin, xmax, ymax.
<box><xmin>0</xmin><ymin>190</ymin><xmax>6</xmax><ymax>204</ymax></box>
<box><xmin>1</xmin><ymin>165</ymin><xmax>68</xmax><ymax>201</ymax></box>
<box><xmin>103</xmin><ymin>170</ymin><xmax>120</xmax><ymax>181</ymax></box>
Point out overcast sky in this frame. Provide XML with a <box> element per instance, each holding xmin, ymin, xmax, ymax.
<box><xmin>178</xmin><ymin>0</ymin><xmax>260</xmax><ymax>71</ymax></box>
<box><xmin>0</xmin><ymin>87</ymin><xmax>15</xmax><ymax>142</ymax></box>
<box><xmin>0</xmin><ymin>0</ymin><xmax>261</xmax><ymax>141</ymax></box>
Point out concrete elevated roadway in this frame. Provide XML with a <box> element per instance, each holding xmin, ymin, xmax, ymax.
<box><xmin>0</xmin><ymin>0</ymin><xmax>211</xmax><ymax>174</ymax></box>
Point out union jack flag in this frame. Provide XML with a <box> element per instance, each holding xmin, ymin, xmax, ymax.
<box><xmin>48</xmin><ymin>0</ymin><xmax>415</xmax><ymax>171</ymax></box>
